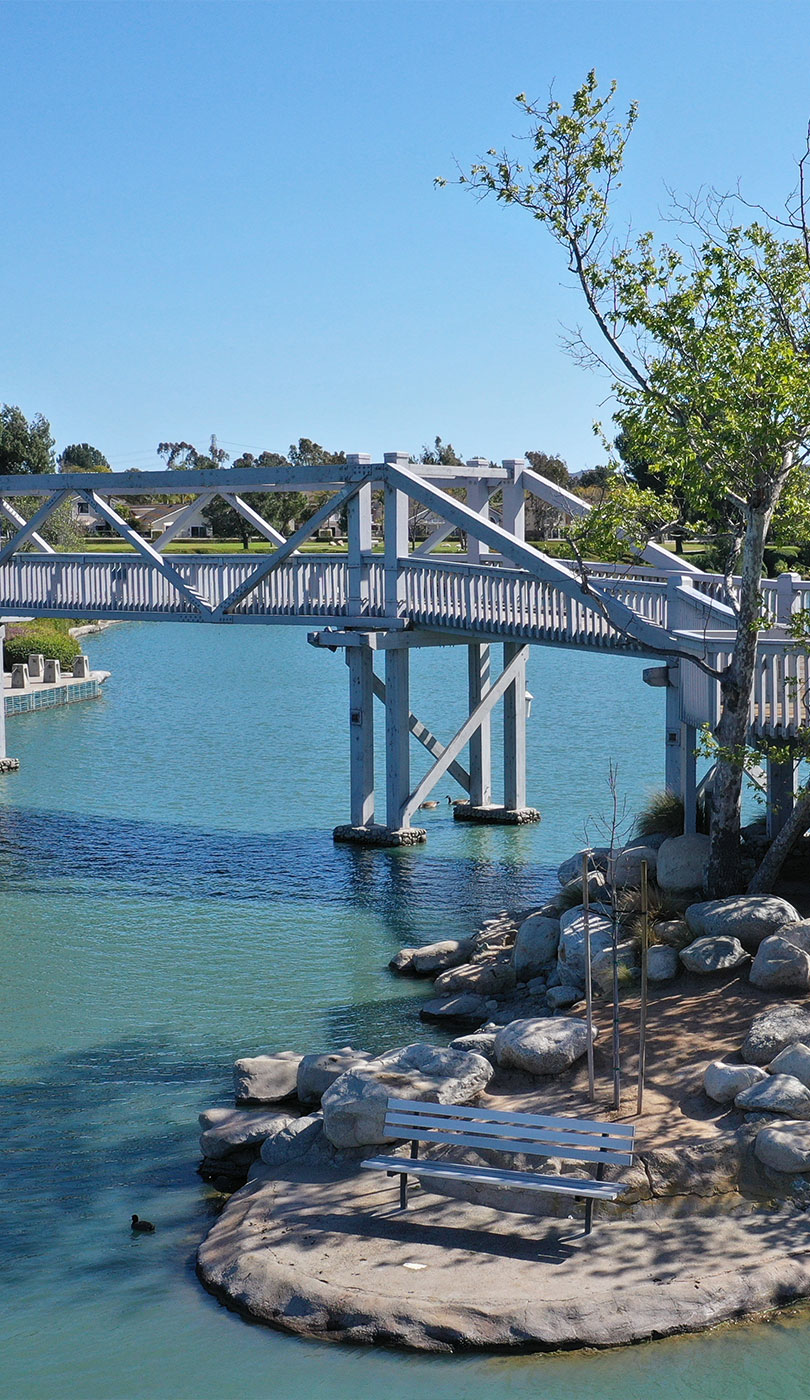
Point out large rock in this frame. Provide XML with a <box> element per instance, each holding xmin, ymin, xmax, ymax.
<box><xmin>233</xmin><ymin>1052</ymin><xmax>302</xmax><ymax>1104</ymax></box>
<box><xmin>545</xmin><ymin>985</ymin><xmax>582</xmax><ymax>1011</ymax></box>
<box><xmin>433</xmin><ymin>958</ymin><xmax>516</xmax><ymax>997</ymax></box>
<box><xmin>656</xmin><ymin>834</ymin><xmax>710</xmax><ymax>894</ymax></box>
<box><xmin>494</xmin><ymin>1016</ymin><xmax>596</xmax><ymax>1076</ymax></box>
<box><xmin>591</xmin><ymin>940</ymin><xmax>638</xmax><ymax>995</ymax></box>
<box><xmin>419</xmin><ymin>994</ymin><xmax>490</xmax><ymax>1026</ymax></box>
<box><xmin>679</xmin><ymin>935</ymin><xmax>749</xmax><ymax>975</ymax></box>
<box><xmin>703</xmin><ymin>1061</ymin><xmax>768</xmax><ymax>1104</ymax></box>
<box><xmin>512</xmin><ymin>914</ymin><xmax>560</xmax><ymax>980</ymax></box>
<box><xmin>742</xmin><ymin>1006</ymin><xmax>810</xmax><ymax>1066</ymax></box>
<box><xmin>749</xmin><ymin>936</ymin><xmax>810</xmax><ymax>993</ymax></box>
<box><xmin>755</xmin><ymin>1121</ymin><xmax>810</xmax><ymax>1173</ymax></box>
<box><xmin>552</xmin><ymin>871</ymin><xmax>609</xmax><ymax>911</ymax></box>
<box><xmin>389</xmin><ymin>937</ymin><xmax>473</xmax><ymax>976</ymax></box>
<box><xmin>296</xmin><ymin>1047</ymin><xmax>374</xmax><ymax>1105</ymax></box>
<box><xmin>199</xmin><ymin>1107</ymin><xmax>293</xmax><ymax>1160</ymax></box>
<box><xmin>320</xmin><ymin>1043</ymin><xmax>494</xmax><ymax>1149</ymax></box>
<box><xmin>612</xmin><ymin>844</ymin><xmax>658</xmax><ymax>888</ymax></box>
<box><xmin>556</xmin><ymin>904</ymin><xmax>613</xmax><ymax>988</ymax></box>
<box><xmin>646</xmin><ymin>944</ymin><xmax>680</xmax><ymax>982</ymax></box>
<box><xmin>735</xmin><ymin>1074</ymin><xmax>810</xmax><ymax>1118</ymax></box>
<box><xmin>448</xmin><ymin>1030</ymin><xmax>498</xmax><ymax>1060</ymax></box>
<box><xmin>780</xmin><ymin>920</ymin><xmax>810</xmax><ymax>955</ymax></box>
<box><xmin>685</xmin><ymin>896</ymin><xmax>800</xmax><ymax>951</ymax></box>
<box><xmin>768</xmin><ymin>1043</ymin><xmax>810</xmax><ymax>1088</ymax></box>
<box><xmin>556</xmin><ymin>847</ymin><xmax>610</xmax><ymax>886</ymax></box>
<box><xmin>654</xmin><ymin>919</ymin><xmax>692</xmax><ymax>949</ymax></box>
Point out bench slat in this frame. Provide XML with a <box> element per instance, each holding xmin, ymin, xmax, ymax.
<box><xmin>386</xmin><ymin>1097</ymin><xmax>636</xmax><ymax>1139</ymax></box>
<box><xmin>384</xmin><ymin>1111</ymin><xmax>633</xmax><ymax>1158</ymax></box>
<box><xmin>360</xmin><ymin>1155</ymin><xmax>626</xmax><ymax>1201</ymax></box>
<box><xmin>382</xmin><ymin>1123</ymin><xmax>633</xmax><ymax>1166</ymax></box>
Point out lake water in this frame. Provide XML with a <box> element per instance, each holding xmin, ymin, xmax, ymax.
<box><xmin>1</xmin><ymin>620</ymin><xmax>808</xmax><ymax>1400</ymax></box>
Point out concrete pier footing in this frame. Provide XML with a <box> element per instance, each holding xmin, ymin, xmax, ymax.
<box><xmin>452</xmin><ymin>803</ymin><xmax>541</xmax><ymax>825</ymax></box>
<box><xmin>333</xmin><ymin>823</ymin><xmax>427</xmax><ymax>848</ymax></box>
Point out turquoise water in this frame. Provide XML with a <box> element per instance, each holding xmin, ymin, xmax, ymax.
<box><xmin>1</xmin><ymin>621</ymin><xmax>807</xmax><ymax>1400</ymax></box>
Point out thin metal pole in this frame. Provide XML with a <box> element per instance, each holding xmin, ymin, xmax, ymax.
<box><xmin>637</xmin><ymin>859</ymin><xmax>650</xmax><ymax>1117</ymax></box>
<box><xmin>582</xmin><ymin>851</ymin><xmax>595</xmax><ymax>1102</ymax></box>
<box><xmin>609</xmin><ymin>850</ymin><xmax>621</xmax><ymax>1112</ymax></box>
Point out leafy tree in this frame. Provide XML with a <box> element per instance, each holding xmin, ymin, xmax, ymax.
<box><xmin>450</xmin><ymin>71</ymin><xmax>810</xmax><ymax>896</ymax></box>
<box><xmin>58</xmin><ymin>443</ymin><xmax>111</xmax><ymax>472</ymax></box>
<box><xmin>0</xmin><ymin>404</ymin><xmax>54</xmax><ymax>474</ymax></box>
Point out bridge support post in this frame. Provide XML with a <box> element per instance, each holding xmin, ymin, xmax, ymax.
<box><xmin>348</xmin><ymin>647</ymin><xmax>375</xmax><ymax>827</ymax></box>
<box><xmin>766</xmin><ymin>754</ymin><xmax>797</xmax><ymax>839</ymax></box>
<box><xmin>0</xmin><ymin>623</ymin><xmax>19</xmax><ymax>772</ymax></box>
<box><xmin>503</xmin><ymin>641</ymin><xmax>527</xmax><ymax>811</ymax></box>
<box><xmin>385</xmin><ymin>647</ymin><xmax>411</xmax><ymax>830</ymax></box>
<box><xmin>681</xmin><ymin>724</ymin><xmax>698</xmax><ymax>835</ymax></box>
<box><xmin>468</xmin><ymin>644</ymin><xmax>492</xmax><ymax>806</ymax></box>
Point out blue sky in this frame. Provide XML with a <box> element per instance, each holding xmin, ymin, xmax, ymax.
<box><xmin>3</xmin><ymin>0</ymin><xmax>810</xmax><ymax>471</ymax></box>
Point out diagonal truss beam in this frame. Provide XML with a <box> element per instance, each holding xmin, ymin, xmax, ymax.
<box><xmin>79</xmin><ymin>491</ymin><xmax>215</xmax><ymax>616</ymax></box>
<box><xmin>152</xmin><ymin>492</ymin><xmax>218</xmax><ymax>551</ymax></box>
<box><xmin>0</xmin><ymin>490</ymin><xmax>69</xmax><ymax>564</ymax></box>
<box><xmin>214</xmin><ymin>480</ymin><xmax>364</xmax><ymax>618</ymax></box>
<box><xmin>402</xmin><ymin>644</ymin><xmax>528</xmax><ymax>822</ymax></box>
<box><xmin>220</xmin><ymin>493</ymin><xmax>287</xmax><ymax>547</ymax></box>
<box><xmin>411</xmin><ymin>484</ymin><xmax>501</xmax><ymax>558</ymax></box>
<box><xmin>385</xmin><ymin>463</ymin><xmax>688</xmax><ymax>657</ymax></box>
<box><xmin>369</xmin><ymin>670</ymin><xmax>470</xmax><ymax>793</ymax></box>
<box><xmin>0</xmin><ymin>498</ymin><xmax>55</xmax><ymax>554</ymax></box>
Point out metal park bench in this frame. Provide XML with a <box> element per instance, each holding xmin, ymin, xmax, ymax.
<box><xmin>360</xmin><ymin>1098</ymin><xmax>636</xmax><ymax>1236</ymax></box>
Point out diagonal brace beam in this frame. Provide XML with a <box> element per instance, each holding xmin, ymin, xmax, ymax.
<box><xmin>411</xmin><ymin>485</ymin><xmax>500</xmax><ymax>559</ymax></box>
<box><xmin>220</xmin><ymin>493</ymin><xmax>287</xmax><ymax>547</ymax></box>
<box><xmin>402</xmin><ymin>645</ymin><xmax>529</xmax><ymax>822</ymax></box>
<box><xmin>369</xmin><ymin>670</ymin><xmax>470</xmax><ymax>793</ymax></box>
<box><xmin>152</xmin><ymin>492</ymin><xmax>217</xmax><ymax>551</ymax></box>
<box><xmin>215</xmin><ymin>479</ymin><xmax>364</xmax><ymax>617</ymax></box>
<box><xmin>0</xmin><ymin>497</ymin><xmax>55</xmax><ymax>554</ymax></box>
<box><xmin>0</xmin><ymin>490</ymin><xmax>69</xmax><ymax>564</ymax></box>
<box><xmin>79</xmin><ymin>491</ymin><xmax>215</xmax><ymax>616</ymax></box>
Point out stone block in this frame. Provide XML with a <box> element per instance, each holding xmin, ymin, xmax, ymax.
<box><xmin>26</xmin><ymin>653</ymin><xmax>44</xmax><ymax>680</ymax></box>
<box><xmin>10</xmin><ymin>664</ymin><xmax>28</xmax><ymax>689</ymax></box>
<box><xmin>43</xmin><ymin>658</ymin><xmax>61</xmax><ymax>683</ymax></box>
<box><xmin>72</xmin><ymin>654</ymin><xmax>90</xmax><ymax>678</ymax></box>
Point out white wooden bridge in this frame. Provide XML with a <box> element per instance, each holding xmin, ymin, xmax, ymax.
<box><xmin>0</xmin><ymin>453</ymin><xmax>806</xmax><ymax>842</ymax></box>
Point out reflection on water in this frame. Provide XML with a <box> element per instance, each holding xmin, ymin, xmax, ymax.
<box><xmin>2</xmin><ymin>621</ymin><xmax>798</xmax><ymax>1400</ymax></box>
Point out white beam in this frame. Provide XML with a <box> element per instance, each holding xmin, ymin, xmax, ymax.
<box><xmin>78</xmin><ymin>491</ymin><xmax>215</xmax><ymax>616</ymax></box>
<box><xmin>152</xmin><ymin>493</ymin><xmax>218</xmax><ymax>551</ymax></box>
<box><xmin>0</xmin><ymin>491</ymin><xmax>69</xmax><ymax>564</ymax></box>
<box><xmin>0</xmin><ymin>499</ymin><xmax>54</xmax><ymax>554</ymax></box>
<box><xmin>370</xmin><ymin>670</ymin><xmax>470</xmax><ymax>792</ymax></box>
<box><xmin>220</xmin><ymin>493</ymin><xmax>287</xmax><ymax>547</ymax></box>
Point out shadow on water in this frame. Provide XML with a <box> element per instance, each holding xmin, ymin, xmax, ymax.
<box><xmin>0</xmin><ymin>802</ymin><xmax>557</xmax><ymax>951</ymax></box>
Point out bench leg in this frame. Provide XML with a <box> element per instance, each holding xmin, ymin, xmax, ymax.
<box><xmin>584</xmin><ymin>1198</ymin><xmax>594</xmax><ymax>1235</ymax></box>
<box><xmin>399</xmin><ymin>1172</ymin><xmax>408</xmax><ymax>1210</ymax></box>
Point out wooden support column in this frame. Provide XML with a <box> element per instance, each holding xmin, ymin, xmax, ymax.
<box><xmin>468</xmin><ymin>643</ymin><xmax>492</xmax><ymax>806</ymax></box>
<box><xmin>503</xmin><ymin>641</ymin><xmax>528</xmax><ymax>811</ymax></box>
<box><xmin>767</xmin><ymin>754</ymin><xmax>797</xmax><ymax>839</ymax></box>
<box><xmin>348</xmin><ymin>646</ymin><xmax>375</xmax><ymax>827</ymax></box>
<box><xmin>664</xmin><ymin>665</ymin><xmax>683</xmax><ymax>797</ymax></box>
<box><xmin>681</xmin><ymin>723</ymin><xmax>697</xmax><ymax>835</ymax></box>
<box><xmin>345</xmin><ymin>456</ymin><xmax>372</xmax><ymax>614</ymax></box>
<box><xmin>501</xmin><ymin>459</ymin><xmax>526</xmax><ymax>543</ymax></box>
<box><xmin>385</xmin><ymin>646</ymin><xmax>411</xmax><ymax>829</ymax></box>
<box><xmin>465</xmin><ymin>464</ymin><xmax>491</xmax><ymax>565</ymax></box>
<box><xmin>383</xmin><ymin>453</ymin><xmax>410</xmax><ymax>619</ymax></box>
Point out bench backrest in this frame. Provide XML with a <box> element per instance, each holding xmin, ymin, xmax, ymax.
<box><xmin>383</xmin><ymin>1097</ymin><xmax>635</xmax><ymax>1167</ymax></box>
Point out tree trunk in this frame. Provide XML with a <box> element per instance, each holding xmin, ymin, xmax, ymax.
<box><xmin>748</xmin><ymin>789</ymin><xmax>810</xmax><ymax>893</ymax></box>
<box><xmin>706</xmin><ymin>504</ymin><xmax>770</xmax><ymax>898</ymax></box>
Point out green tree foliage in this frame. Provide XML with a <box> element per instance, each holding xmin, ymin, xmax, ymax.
<box><xmin>0</xmin><ymin>404</ymin><xmax>54</xmax><ymax>474</ymax></box>
<box><xmin>58</xmin><ymin>443</ymin><xmax>111</xmax><ymax>472</ymax></box>
<box><xmin>451</xmin><ymin>70</ymin><xmax>810</xmax><ymax>895</ymax></box>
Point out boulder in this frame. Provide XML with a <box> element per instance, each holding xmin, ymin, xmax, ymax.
<box><xmin>754</xmin><ymin>1121</ymin><xmax>810</xmax><ymax>1173</ymax></box>
<box><xmin>389</xmin><ymin>937</ymin><xmax>473</xmax><ymax>976</ymax></box>
<box><xmin>556</xmin><ymin>904</ymin><xmax>613</xmax><ymax>988</ymax></box>
<box><xmin>685</xmin><ymin>896</ymin><xmax>800</xmax><ymax>951</ymax></box>
<box><xmin>591</xmin><ymin>940</ymin><xmax>638</xmax><ymax>995</ymax></box>
<box><xmin>199</xmin><ymin>1107</ymin><xmax>293</xmax><ymax>1160</ymax></box>
<box><xmin>512</xmin><ymin>914</ymin><xmax>560</xmax><ymax>981</ymax></box>
<box><xmin>742</xmin><ymin>1006</ymin><xmax>810</xmax><ymax>1066</ymax></box>
<box><xmin>735</xmin><ymin>1074</ymin><xmax>810</xmax><ymax>1118</ymax></box>
<box><xmin>679</xmin><ymin>935</ymin><xmax>749</xmax><ymax>975</ymax></box>
<box><xmin>646</xmin><ymin>944</ymin><xmax>680</xmax><ymax>983</ymax></box>
<box><xmin>259</xmin><ymin>1113</ymin><xmax>327</xmax><ymax>1167</ymax></box>
<box><xmin>494</xmin><ymin>1016</ymin><xmax>596</xmax><ymax>1076</ymax></box>
<box><xmin>557</xmin><ymin>847</ymin><xmax>610</xmax><ymax>886</ymax></box>
<box><xmin>768</xmin><ymin>1043</ymin><xmax>810</xmax><ymax>1088</ymax></box>
<box><xmin>749</xmin><ymin>936</ymin><xmax>810</xmax><ymax>993</ymax></box>
<box><xmin>419</xmin><ymin>993</ymin><xmax>490</xmax><ymax>1026</ymax></box>
<box><xmin>296</xmin><ymin>1047</ymin><xmax>375</xmax><ymax>1105</ymax></box>
<box><xmin>321</xmin><ymin>1043</ymin><xmax>494</xmax><ymax>1149</ymax></box>
<box><xmin>545</xmin><ymin>985</ymin><xmax>581</xmax><ymax>1011</ymax></box>
<box><xmin>448</xmin><ymin>1031</ymin><xmax>498</xmax><ymax>1060</ymax></box>
<box><xmin>703</xmin><ymin>1061</ymin><xmax>768</xmax><ymax>1104</ymax></box>
<box><xmin>656</xmin><ymin>834</ymin><xmax>710</xmax><ymax>895</ymax></box>
<box><xmin>554</xmin><ymin>870</ymin><xmax>609</xmax><ymax>909</ymax></box>
<box><xmin>233</xmin><ymin>1051</ymin><xmax>302</xmax><ymax>1104</ymax></box>
<box><xmin>612</xmin><ymin>844</ymin><xmax>658</xmax><ymax>888</ymax></box>
<box><xmin>433</xmin><ymin>958</ymin><xmax>516</xmax><ymax>997</ymax></box>
<box><xmin>780</xmin><ymin>920</ymin><xmax>810</xmax><ymax>955</ymax></box>
<box><xmin>654</xmin><ymin>920</ymin><xmax>692</xmax><ymax>949</ymax></box>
